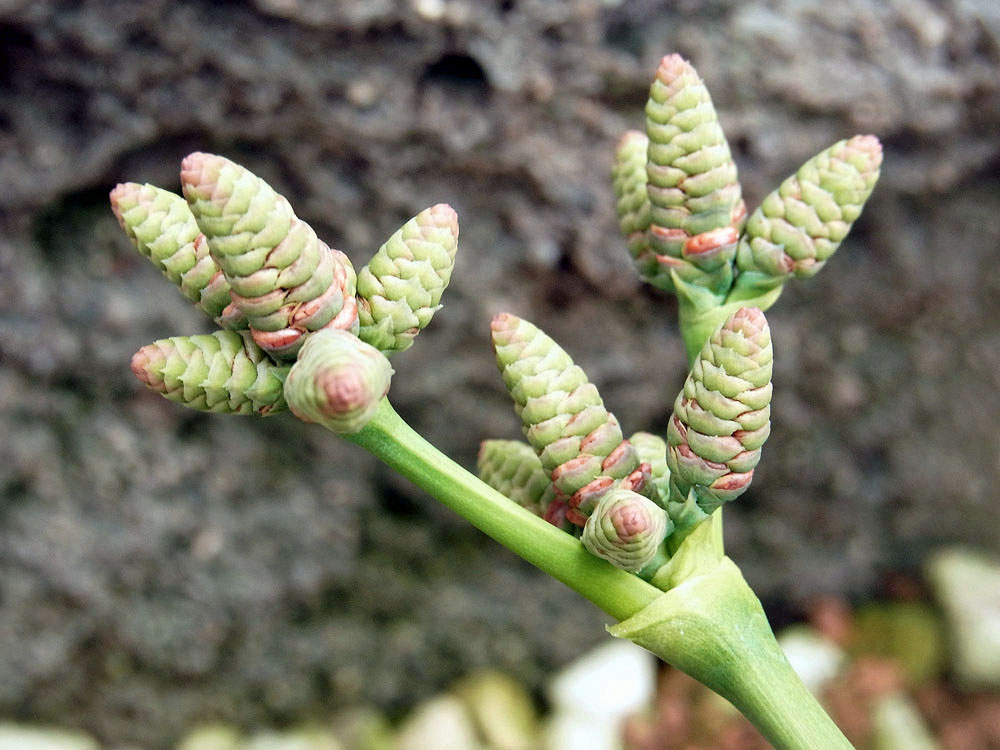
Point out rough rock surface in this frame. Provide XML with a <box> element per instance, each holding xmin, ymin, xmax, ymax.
<box><xmin>1</xmin><ymin>0</ymin><xmax>999</xmax><ymax>746</ymax></box>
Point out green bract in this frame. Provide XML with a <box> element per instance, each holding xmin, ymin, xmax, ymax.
<box><xmin>130</xmin><ymin>330</ymin><xmax>288</xmax><ymax>415</ymax></box>
<box><xmin>181</xmin><ymin>152</ymin><xmax>359</xmax><ymax>361</ymax></box>
<box><xmin>283</xmin><ymin>329</ymin><xmax>393</xmax><ymax>434</ymax></box>
<box><xmin>357</xmin><ymin>204</ymin><xmax>460</xmax><ymax>355</ymax></box>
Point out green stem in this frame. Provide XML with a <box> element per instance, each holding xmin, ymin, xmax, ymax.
<box><xmin>345</xmin><ymin>398</ymin><xmax>855</xmax><ymax>750</ymax></box>
<box><xmin>612</xmin><ymin>557</ymin><xmax>855</xmax><ymax>750</ymax></box>
<box><xmin>346</xmin><ymin>398</ymin><xmax>660</xmax><ymax>621</ymax></box>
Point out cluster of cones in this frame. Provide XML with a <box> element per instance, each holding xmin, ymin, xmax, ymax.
<box><xmin>478</xmin><ymin>55</ymin><xmax>880</xmax><ymax>575</ymax></box>
<box><xmin>116</xmin><ymin>153</ymin><xmax>459</xmax><ymax>431</ymax></box>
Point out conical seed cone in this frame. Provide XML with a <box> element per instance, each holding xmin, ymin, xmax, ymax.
<box><xmin>356</xmin><ymin>204</ymin><xmax>459</xmax><ymax>355</ymax></box>
<box><xmin>612</xmin><ymin>131</ymin><xmax>656</xmax><ymax>279</ymax></box>
<box><xmin>629</xmin><ymin>431</ymin><xmax>670</xmax><ymax>510</ymax></box>
<box><xmin>666</xmin><ymin>307</ymin><xmax>773</xmax><ymax>519</ymax></box>
<box><xmin>130</xmin><ymin>330</ymin><xmax>288</xmax><ymax>415</ymax></box>
<box><xmin>491</xmin><ymin>313</ymin><xmax>651</xmax><ymax>528</ymax></box>
<box><xmin>733</xmin><ymin>135</ymin><xmax>882</xmax><ymax>293</ymax></box>
<box><xmin>110</xmin><ymin>182</ymin><xmax>246</xmax><ymax>328</ymax></box>
<box><xmin>283</xmin><ymin>329</ymin><xmax>393</xmax><ymax>434</ymax></box>
<box><xmin>644</xmin><ymin>54</ymin><xmax>745</xmax><ymax>295</ymax></box>
<box><xmin>581</xmin><ymin>488</ymin><xmax>671</xmax><ymax>572</ymax></box>
<box><xmin>477</xmin><ymin>440</ymin><xmax>555</xmax><ymax>517</ymax></box>
<box><xmin>180</xmin><ymin>152</ymin><xmax>358</xmax><ymax>360</ymax></box>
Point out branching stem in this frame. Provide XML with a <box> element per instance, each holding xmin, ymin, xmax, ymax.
<box><xmin>345</xmin><ymin>398</ymin><xmax>856</xmax><ymax>750</ymax></box>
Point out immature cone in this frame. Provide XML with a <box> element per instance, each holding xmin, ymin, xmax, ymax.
<box><xmin>180</xmin><ymin>152</ymin><xmax>358</xmax><ymax>360</ymax></box>
<box><xmin>356</xmin><ymin>204</ymin><xmax>459</xmax><ymax>355</ymax></box>
<box><xmin>477</xmin><ymin>440</ymin><xmax>555</xmax><ymax>517</ymax></box>
<box><xmin>110</xmin><ymin>182</ymin><xmax>246</xmax><ymax>328</ymax></box>
<box><xmin>581</xmin><ymin>488</ymin><xmax>670</xmax><ymax>573</ymax></box>
<box><xmin>491</xmin><ymin>313</ymin><xmax>650</xmax><ymax>528</ymax></box>
<box><xmin>629</xmin><ymin>431</ymin><xmax>670</xmax><ymax>510</ymax></box>
<box><xmin>130</xmin><ymin>330</ymin><xmax>288</xmax><ymax>415</ymax></box>
<box><xmin>733</xmin><ymin>135</ymin><xmax>882</xmax><ymax>294</ymax></box>
<box><xmin>284</xmin><ymin>329</ymin><xmax>393</xmax><ymax>434</ymax></box>
<box><xmin>644</xmin><ymin>54</ymin><xmax>746</xmax><ymax>295</ymax></box>
<box><xmin>666</xmin><ymin>307</ymin><xmax>773</xmax><ymax>518</ymax></box>
<box><xmin>612</xmin><ymin>131</ymin><xmax>655</xmax><ymax>277</ymax></box>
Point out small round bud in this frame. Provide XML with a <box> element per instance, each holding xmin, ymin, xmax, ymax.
<box><xmin>284</xmin><ymin>330</ymin><xmax>393</xmax><ymax>434</ymax></box>
<box><xmin>581</xmin><ymin>488</ymin><xmax>671</xmax><ymax>572</ymax></box>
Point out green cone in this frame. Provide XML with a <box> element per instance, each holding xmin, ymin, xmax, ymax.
<box><xmin>477</xmin><ymin>439</ymin><xmax>555</xmax><ymax>517</ymax></box>
<box><xmin>180</xmin><ymin>152</ymin><xmax>358</xmax><ymax>360</ymax></box>
<box><xmin>357</xmin><ymin>204</ymin><xmax>460</xmax><ymax>355</ymax></box>
<box><xmin>612</xmin><ymin>131</ymin><xmax>655</xmax><ymax>279</ymax></box>
<box><xmin>629</xmin><ymin>431</ymin><xmax>670</xmax><ymax>510</ymax></box>
<box><xmin>131</xmin><ymin>330</ymin><xmax>288</xmax><ymax>415</ymax></box>
<box><xmin>732</xmin><ymin>135</ymin><xmax>882</xmax><ymax>297</ymax></box>
<box><xmin>284</xmin><ymin>329</ymin><xmax>393</xmax><ymax>434</ymax></box>
<box><xmin>666</xmin><ymin>307</ymin><xmax>773</xmax><ymax>520</ymax></box>
<box><xmin>581</xmin><ymin>488</ymin><xmax>671</xmax><ymax>572</ymax></box>
<box><xmin>110</xmin><ymin>182</ymin><xmax>246</xmax><ymax>329</ymax></box>
<box><xmin>491</xmin><ymin>313</ymin><xmax>652</xmax><ymax>529</ymax></box>
<box><xmin>644</xmin><ymin>54</ymin><xmax>745</xmax><ymax>295</ymax></box>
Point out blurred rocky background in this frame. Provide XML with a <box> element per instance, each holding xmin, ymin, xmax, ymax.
<box><xmin>1</xmin><ymin>0</ymin><xmax>999</xmax><ymax>747</ymax></box>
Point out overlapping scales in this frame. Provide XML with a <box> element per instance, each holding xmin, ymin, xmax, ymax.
<box><xmin>666</xmin><ymin>307</ymin><xmax>773</xmax><ymax>521</ymax></box>
<box><xmin>477</xmin><ymin>440</ymin><xmax>555</xmax><ymax>517</ymax></box>
<box><xmin>643</xmin><ymin>54</ymin><xmax>746</xmax><ymax>295</ymax></box>
<box><xmin>283</xmin><ymin>329</ymin><xmax>393</xmax><ymax>434</ymax></box>
<box><xmin>490</xmin><ymin>313</ymin><xmax>651</xmax><ymax>529</ymax></box>
<box><xmin>110</xmin><ymin>182</ymin><xmax>245</xmax><ymax>328</ymax></box>
<box><xmin>130</xmin><ymin>330</ymin><xmax>288</xmax><ymax>415</ymax></box>
<box><xmin>581</xmin><ymin>488</ymin><xmax>670</xmax><ymax>573</ymax></box>
<box><xmin>180</xmin><ymin>152</ymin><xmax>358</xmax><ymax>360</ymax></box>
<box><xmin>612</xmin><ymin>131</ymin><xmax>655</xmax><ymax>279</ymax></box>
<box><xmin>357</xmin><ymin>204</ymin><xmax>459</xmax><ymax>355</ymax></box>
<box><xmin>733</xmin><ymin>135</ymin><xmax>882</xmax><ymax>295</ymax></box>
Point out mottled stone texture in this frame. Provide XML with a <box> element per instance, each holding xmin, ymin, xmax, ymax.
<box><xmin>1</xmin><ymin>0</ymin><xmax>998</xmax><ymax>746</ymax></box>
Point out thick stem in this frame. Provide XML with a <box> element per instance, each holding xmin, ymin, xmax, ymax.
<box><xmin>612</xmin><ymin>557</ymin><xmax>855</xmax><ymax>750</ymax></box>
<box><xmin>345</xmin><ymin>399</ymin><xmax>855</xmax><ymax>749</ymax></box>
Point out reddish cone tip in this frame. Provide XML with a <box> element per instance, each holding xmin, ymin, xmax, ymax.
<box><xmin>428</xmin><ymin>203</ymin><xmax>460</xmax><ymax>236</ymax></box>
<box><xmin>617</xmin><ymin>130</ymin><xmax>646</xmax><ymax>149</ymax></box>
<box><xmin>130</xmin><ymin>346</ymin><xmax>165</xmax><ymax>391</ymax></box>
<box><xmin>108</xmin><ymin>182</ymin><xmax>139</xmax><ymax>224</ymax></box>
<box><xmin>610</xmin><ymin>503</ymin><xmax>649</xmax><ymax>539</ymax></box>
<box><xmin>490</xmin><ymin>312</ymin><xmax>516</xmax><ymax>331</ymax></box>
<box><xmin>850</xmin><ymin>134</ymin><xmax>883</xmax><ymax>160</ymax></box>
<box><xmin>317</xmin><ymin>368</ymin><xmax>372</xmax><ymax>417</ymax></box>
<box><xmin>179</xmin><ymin>152</ymin><xmax>219</xmax><ymax>198</ymax></box>
<box><xmin>130</xmin><ymin>349</ymin><xmax>152</xmax><ymax>385</ymax></box>
<box><xmin>656</xmin><ymin>53</ymin><xmax>691</xmax><ymax>82</ymax></box>
<box><xmin>490</xmin><ymin>313</ymin><xmax>522</xmax><ymax>345</ymax></box>
<box><xmin>729</xmin><ymin>307</ymin><xmax>767</xmax><ymax>336</ymax></box>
